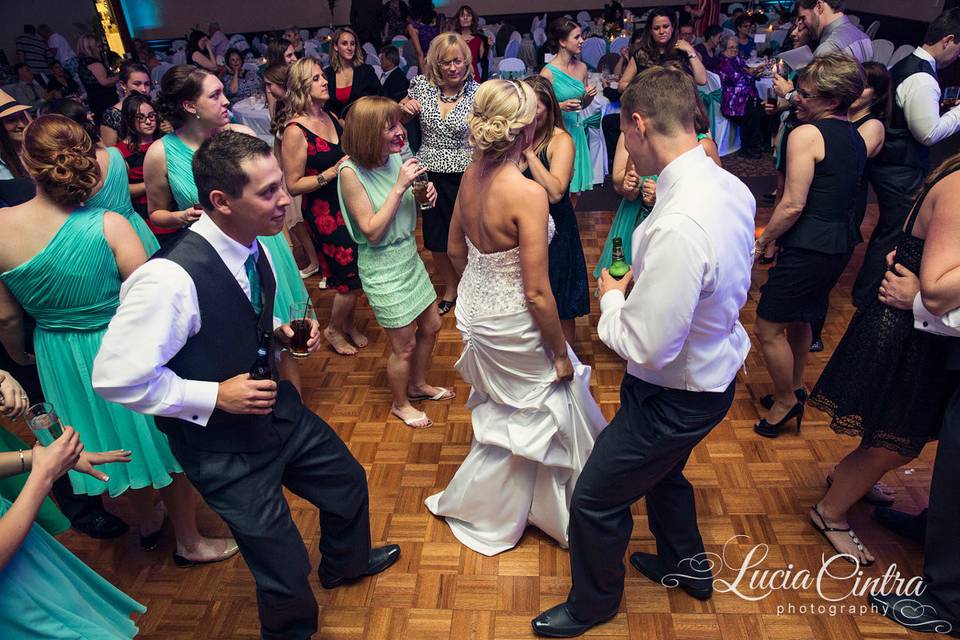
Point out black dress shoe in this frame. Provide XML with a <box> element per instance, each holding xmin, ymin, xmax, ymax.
<box><xmin>869</xmin><ymin>591</ymin><xmax>960</xmax><ymax>637</ymax></box>
<box><xmin>71</xmin><ymin>512</ymin><xmax>129</xmax><ymax>539</ymax></box>
<box><xmin>531</xmin><ymin>603</ymin><xmax>615</xmax><ymax>638</ymax></box>
<box><xmin>874</xmin><ymin>507</ymin><xmax>927</xmax><ymax>543</ymax></box>
<box><xmin>629</xmin><ymin>552</ymin><xmax>713</xmax><ymax>600</ymax></box>
<box><xmin>320</xmin><ymin>544</ymin><xmax>401</xmax><ymax>589</ymax></box>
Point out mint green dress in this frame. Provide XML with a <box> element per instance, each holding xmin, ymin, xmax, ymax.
<box><xmin>0</xmin><ymin>496</ymin><xmax>145</xmax><ymax>638</ymax></box>
<box><xmin>86</xmin><ymin>146</ymin><xmax>160</xmax><ymax>256</ymax></box>
<box><xmin>162</xmin><ymin>132</ymin><xmax>309</xmax><ymax>323</ymax></box>
<box><xmin>594</xmin><ymin>176</ymin><xmax>656</xmax><ymax>278</ymax></box>
<box><xmin>547</xmin><ymin>65</ymin><xmax>593</xmax><ymax>194</ymax></box>
<box><xmin>0</xmin><ymin>427</ymin><xmax>69</xmax><ymax>535</ymax></box>
<box><xmin>337</xmin><ymin>155</ymin><xmax>436</xmax><ymax>328</ymax></box>
<box><xmin>0</xmin><ymin>208</ymin><xmax>182</xmax><ymax>497</ymax></box>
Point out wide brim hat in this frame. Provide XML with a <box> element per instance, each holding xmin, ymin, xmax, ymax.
<box><xmin>0</xmin><ymin>90</ymin><xmax>31</xmax><ymax>119</ymax></box>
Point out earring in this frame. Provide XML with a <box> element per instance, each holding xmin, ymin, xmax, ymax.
<box><xmin>195</xmin><ymin>112</ymin><xmax>201</xmax><ymax>120</ymax></box>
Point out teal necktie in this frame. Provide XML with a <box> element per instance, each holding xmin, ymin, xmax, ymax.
<box><xmin>244</xmin><ymin>253</ymin><xmax>262</xmax><ymax>316</ymax></box>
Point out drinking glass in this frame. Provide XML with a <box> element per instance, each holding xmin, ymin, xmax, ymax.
<box><xmin>412</xmin><ymin>173</ymin><xmax>432</xmax><ymax>210</ymax></box>
<box><xmin>288</xmin><ymin>302</ymin><xmax>317</xmax><ymax>358</ymax></box>
<box><xmin>26</xmin><ymin>403</ymin><xmax>64</xmax><ymax>446</ymax></box>
<box><xmin>943</xmin><ymin>86</ymin><xmax>960</xmax><ymax>105</ymax></box>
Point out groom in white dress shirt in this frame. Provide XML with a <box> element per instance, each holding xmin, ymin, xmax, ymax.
<box><xmin>533</xmin><ymin>67</ymin><xmax>756</xmax><ymax>637</ymax></box>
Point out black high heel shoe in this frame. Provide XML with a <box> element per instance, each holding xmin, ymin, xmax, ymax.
<box><xmin>753</xmin><ymin>402</ymin><xmax>804</xmax><ymax>438</ymax></box>
<box><xmin>759</xmin><ymin>388</ymin><xmax>807</xmax><ymax>410</ymax></box>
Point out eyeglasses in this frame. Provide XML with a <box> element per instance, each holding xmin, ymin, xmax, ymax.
<box><xmin>796</xmin><ymin>89</ymin><xmax>824</xmax><ymax>100</ymax></box>
<box><xmin>439</xmin><ymin>58</ymin><xmax>465</xmax><ymax>68</ymax></box>
<box><xmin>136</xmin><ymin>112</ymin><xmax>158</xmax><ymax>122</ymax></box>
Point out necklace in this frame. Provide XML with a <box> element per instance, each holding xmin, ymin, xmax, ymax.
<box><xmin>438</xmin><ymin>84</ymin><xmax>465</xmax><ymax>103</ymax></box>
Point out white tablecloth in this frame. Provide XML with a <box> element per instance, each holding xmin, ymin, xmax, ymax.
<box><xmin>231</xmin><ymin>96</ymin><xmax>273</xmax><ymax>145</ymax></box>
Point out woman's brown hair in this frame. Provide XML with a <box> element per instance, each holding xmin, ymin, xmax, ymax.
<box><xmin>523</xmin><ymin>75</ymin><xmax>566</xmax><ymax>155</ymax></box>
<box><xmin>330</xmin><ymin>27</ymin><xmax>362</xmax><ymax>73</ymax></box>
<box><xmin>21</xmin><ymin>114</ymin><xmax>100</xmax><ymax>205</ymax></box>
<box><xmin>341</xmin><ymin>96</ymin><xmax>403</xmax><ymax>169</ymax></box>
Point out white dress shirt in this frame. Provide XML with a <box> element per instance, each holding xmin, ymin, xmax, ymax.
<box><xmin>379</xmin><ymin>66</ymin><xmax>395</xmax><ymax>85</ymax></box>
<box><xmin>92</xmin><ymin>214</ymin><xmax>278</xmax><ymax>426</ymax></box>
<box><xmin>47</xmin><ymin>33</ymin><xmax>76</xmax><ymax>64</ymax></box>
<box><xmin>598</xmin><ymin>146</ymin><xmax>756</xmax><ymax>392</ymax></box>
<box><xmin>898</xmin><ymin>48</ymin><xmax>960</xmax><ymax>147</ymax></box>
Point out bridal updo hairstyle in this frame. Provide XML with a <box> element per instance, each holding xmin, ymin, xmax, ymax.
<box><xmin>545</xmin><ymin>17</ymin><xmax>580</xmax><ymax>55</ymax></box>
<box><xmin>156</xmin><ymin>64</ymin><xmax>213</xmax><ymax>128</ymax></box>
<box><xmin>468</xmin><ymin>79</ymin><xmax>537</xmax><ymax>162</ymax></box>
<box><xmin>20</xmin><ymin>114</ymin><xmax>100</xmax><ymax>205</ymax></box>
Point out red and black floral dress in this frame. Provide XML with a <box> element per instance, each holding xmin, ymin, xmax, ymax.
<box><xmin>286</xmin><ymin>120</ymin><xmax>361</xmax><ymax>293</ymax></box>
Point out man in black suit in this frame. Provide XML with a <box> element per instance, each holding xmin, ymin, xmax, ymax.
<box><xmin>93</xmin><ymin>131</ymin><xmax>400</xmax><ymax>640</ymax></box>
<box><xmin>379</xmin><ymin>45</ymin><xmax>410</xmax><ymax>102</ymax></box>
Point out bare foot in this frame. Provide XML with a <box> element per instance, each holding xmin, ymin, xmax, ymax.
<box><xmin>176</xmin><ymin>537</ymin><xmax>240</xmax><ymax>564</ymax></box>
<box><xmin>324</xmin><ymin>327</ymin><xmax>357</xmax><ymax>355</ymax></box>
<box><xmin>810</xmin><ymin>505</ymin><xmax>875</xmax><ymax>565</ymax></box>
<box><xmin>390</xmin><ymin>404</ymin><xmax>432</xmax><ymax>429</ymax></box>
<box><xmin>346</xmin><ymin>326</ymin><xmax>368</xmax><ymax>348</ymax></box>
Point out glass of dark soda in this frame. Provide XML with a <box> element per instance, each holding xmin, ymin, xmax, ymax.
<box><xmin>288</xmin><ymin>302</ymin><xmax>316</xmax><ymax>358</ymax></box>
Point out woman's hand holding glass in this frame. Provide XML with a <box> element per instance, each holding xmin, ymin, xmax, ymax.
<box><xmin>396</xmin><ymin>157</ymin><xmax>428</xmax><ymax>190</ymax></box>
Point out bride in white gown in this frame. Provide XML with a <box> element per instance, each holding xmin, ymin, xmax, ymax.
<box><xmin>424</xmin><ymin>79</ymin><xmax>606</xmax><ymax>556</ymax></box>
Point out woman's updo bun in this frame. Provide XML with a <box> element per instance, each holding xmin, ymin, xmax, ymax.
<box><xmin>468</xmin><ymin>80</ymin><xmax>538</xmax><ymax>162</ymax></box>
<box><xmin>21</xmin><ymin>114</ymin><xmax>100</xmax><ymax>206</ymax></box>
<box><xmin>156</xmin><ymin>64</ymin><xmax>212</xmax><ymax>128</ymax></box>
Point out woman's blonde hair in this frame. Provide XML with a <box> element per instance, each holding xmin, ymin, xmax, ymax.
<box><xmin>468</xmin><ymin>79</ymin><xmax>537</xmax><ymax>162</ymax></box>
<box><xmin>798</xmin><ymin>52</ymin><xmax>866</xmax><ymax>113</ymax></box>
<box><xmin>285</xmin><ymin>57</ymin><xmax>324</xmax><ymax>119</ymax></box>
<box><xmin>76</xmin><ymin>34</ymin><xmax>103</xmax><ymax>59</ymax></box>
<box><xmin>21</xmin><ymin>114</ymin><xmax>100</xmax><ymax>205</ymax></box>
<box><xmin>330</xmin><ymin>27</ymin><xmax>362</xmax><ymax>73</ymax></box>
<box><xmin>342</xmin><ymin>96</ymin><xmax>403</xmax><ymax>170</ymax></box>
<box><xmin>424</xmin><ymin>32</ymin><xmax>473</xmax><ymax>86</ymax></box>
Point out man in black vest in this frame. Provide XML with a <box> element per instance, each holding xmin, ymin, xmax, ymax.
<box><xmin>93</xmin><ymin>131</ymin><xmax>399</xmax><ymax>640</ymax></box>
<box><xmin>851</xmin><ymin>8</ymin><xmax>960</xmax><ymax>308</ymax></box>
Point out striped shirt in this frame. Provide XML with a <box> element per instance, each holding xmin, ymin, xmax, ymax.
<box><xmin>15</xmin><ymin>34</ymin><xmax>51</xmax><ymax>75</ymax></box>
<box><xmin>813</xmin><ymin>15</ymin><xmax>873</xmax><ymax>63</ymax></box>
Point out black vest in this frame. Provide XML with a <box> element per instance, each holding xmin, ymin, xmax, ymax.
<box><xmin>153</xmin><ymin>231</ymin><xmax>293</xmax><ymax>453</ymax></box>
<box><xmin>876</xmin><ymin>52</ymin><xmax>937</xmax><ymax>171</ymax></box>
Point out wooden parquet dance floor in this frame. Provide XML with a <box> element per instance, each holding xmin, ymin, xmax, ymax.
<box><xmin>6</xmin><ymin>200</ymin><xmax>939</xmax><ymax>639</ymax></box>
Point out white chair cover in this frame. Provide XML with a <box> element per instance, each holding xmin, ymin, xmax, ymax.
<box><xmin>299</xmin><ymin>29</ymin><xmax>310</xmax><ymax>42</ymax></box>
<box><xmin>229</xmin><ymin>34</ymin><xmax>245</xmax><ymax>44</ymax></box>
<box><xmin>609</xmin><ymin>36</ymin><xmax>629</xmax><ymax>56</ymax></box>
<box><xmin>497</xmin><ymin>57</ymin><xmax>526</xmax><ymax>79</ymax></box>
<box><xmin>887</xmin><ymin>44</ymin><xmax>915</xmax><ymax>69</ymax></box>
<box><xmin>872</xmin><ymin>39</ymin><xmax>894</xmax><ymax>65</ymax></box>
<box><xmin>727</xmin><ymin>3</ymin><xmax>745</xmax><ymax>12</ymax></box>
<box><xmin>580</xmin><ymin>82</ymin><xmax>609</xmax><ymax>185</ymax></box>
<box><xmin>363</xmin><ymin>42</ymin><xmax>379</xmax><ymax>61</ymax></box>
<box><xmin>576</xmin><ymin>11</ymin><xmax>592</xmax><ymax>28</ymax></box>
<box><xmin>234</xmin><ymin>40</ymin><xmax>250</xmax><ymax>53</ymax></box>
<box><xmin>317</xmin><ymin>27</ymin><xmax>334</xmax><ymax>38</ymax></box>
<box><xmin>581</xmin><ymin>37</ymin><xmax>606</xmax><ymax>70</ymax></box>
<box><xmin>171</xmin><ymin>39</ymin><xmax>187</xmax><ymax>51</ymax></box>
<box><xmin>477</xmin><ymin>17</ymin><xmax>486</xmax><ymax>27</ymax></box>
<box><xmin>171</xmin><ymin>49</ymin><xmax>187</xmax><ymax>65</ymax></box>
<box><xmin>866</xmin><ymin>21</ymin><xmax>881</xmax><ymax>39</ymax></box>
<box><xmin>366</xmin><ymin>51</ymin><xmax>381</xmax><ymax>65</ymax></box>
<box><xmin>150</xmin><ymin>62</ymin><xmax>173</xmax><ymax>90</ymax></box>
<box><xmin>504</xmin><ymin>39</ymin><xmax>521</xmax><ymax>59</ymax></box>
<box><xmin>242</xmin><ymin>61</ymin><xmax>260</xmax><ymax>74</ymax></box>
<box><xmin>406</xmin><ymin>66</ymin><xmax>419</xmax><ymax>80</ymax></box>
<box><xmin>533</xmin><ymin>28</ymin><xmax>547</xmax><ymax>47</ymax></box>
<box><xmin>702</xmin><ymin>70</ymin><xmax>740</xmax><ymax>156</ymax></box>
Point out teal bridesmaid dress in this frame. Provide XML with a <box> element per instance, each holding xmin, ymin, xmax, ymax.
<box><xmin>0</xmin><ymin>427</ymin><xmax>69</xmax><ymax>535</ymax></box>
<box><xmin>0</xmin><ymin>496</ymin><xmax>145</xmax><ymax>638</ymax></box>
<box><xmin>547</xmin><ymin>65</ymin><xmax>593</xmax><ymax>194</ymax></box>
<box><xmin>0</xmin><ymin>208</ymin><xmax>182</xmax><ymax>497</ymax></box>
<box><xmin>162</xmin><ymin>132</ymin><xmax>309</xmax><ymax>323</ymax></box>
<box><xmin>86</xmin><ymin>146</ymin><xmax>160</xmax><ymax>256</ymax></box>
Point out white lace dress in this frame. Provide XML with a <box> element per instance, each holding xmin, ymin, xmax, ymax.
<box><xmin>424</xmin><ymin>218</ymin><xmax>607</xmax><ymax>556</ymax></box>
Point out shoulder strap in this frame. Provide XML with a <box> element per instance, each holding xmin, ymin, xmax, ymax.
<box><xmin>283</xmin><ymin>121</ymin><xmax>310</xmax><ymax>137</ymax></box>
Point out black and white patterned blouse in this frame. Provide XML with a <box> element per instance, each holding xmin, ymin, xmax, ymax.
<box><xmin>100</xmin><ymin>107</ymin><xmax>123</xmax><ymax>134</ymax></box>
<box><xmin>408</xmin><ymin>75</ymin><xmax>478</xmax><ymax>174</ymax></box>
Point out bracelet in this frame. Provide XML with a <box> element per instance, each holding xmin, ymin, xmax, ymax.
<box><xmin>18</xmin><ymin>449</ymin><xmax>24</xmax><ymax>473</ymax></box>
<box><xmin>316</xmin><ymin>173</ymin><xmax>329</xmax><ymax>189</ymax></box>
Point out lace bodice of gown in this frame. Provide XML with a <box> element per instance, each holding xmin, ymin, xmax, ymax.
<box><xmin>460</xmin><ymin>216</ymin><xmax>556</xmax><ymax>318</ymax></box>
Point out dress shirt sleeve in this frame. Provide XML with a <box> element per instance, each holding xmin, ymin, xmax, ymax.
<box><xmin>597</xmin><ymin>214</ymin><xmax>713</xmax><ymax>369</ymax></box>
<box><xmin>899</xmin><ymin>73</ymin><xmax>960</xmax><ymax>147</ymax></box>
<box><xmin>92</xmin><ymin>261</ymin><xmax>220</xmax><ymax>426</ymax></box>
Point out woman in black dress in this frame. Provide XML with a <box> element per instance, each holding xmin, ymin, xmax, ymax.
<box><xmin>281</xmin><ymin>57</ymin><xmax>367</xmax><ymax>356</ymax></box>
<box><xmin>753</xmin><ymin>54</ymin><xmax>866</xmax><ymax>437</ymax></box>
<box><xmin>805</xmin><ymin>156</ymin><xmax>960</xmax><ymax>566</ymax></box>
<box><xmin>323</xmin><ymin>27</ymin><xmax>382</xmax><ymax>121</ymax></box>
<box><xmin>75</xmin><ymin>35</ymin><xmax>118</xmax><ymax>124</ymax></box>
<box><xmin>522</xmin><ymin>75</ymin><xmax>589</xmax><ymax>347</ymax></box>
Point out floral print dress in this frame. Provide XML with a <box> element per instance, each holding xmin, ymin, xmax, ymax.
<box><xmin>286</xmin><ymin>120</ymin><xmax>361</xmax><ymax>293</ymax></box>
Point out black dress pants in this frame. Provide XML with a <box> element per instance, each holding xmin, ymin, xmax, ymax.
<box><xmin>852</xmin><ymin>162</ymin><xmax>925</xmax><ymax>308</ymax></box>
<box><xmin>924</xmin><ymin>383</ymin><xmax>960</xmax><ymax>622</ymax></box>
<box><xmin>169</xmin><ymin>384</ymin><xmax>371</xmax><ymax>640</ymax></box>
<box><xmin>566</xmin><ymin>374</ymin><xmax>735</xmax><ymax>621</ymax></box>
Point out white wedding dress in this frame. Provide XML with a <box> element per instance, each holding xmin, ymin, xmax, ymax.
<box><xmin>424</xmin><ymin>217</ymin><xmax>607</xmax><ymax>556</ymax></box>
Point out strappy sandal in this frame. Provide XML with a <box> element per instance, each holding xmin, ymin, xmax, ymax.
<box><xmin>408</xmin><ymin>387</ymin><xmax>456</xmax><ymax>402</ymax></box>
<box><xmin>390</xmin><ymin>407</ymin><xmax>433</xmax><ymax>429</ymax></box>
<box><xmin>810</xmin><ymin>504</ymin><xmax>873</xmax><ymax>566</ymax></box>
<box><xmin>826</xmin><ymin>475</ymin><xmax>895</xmax><ymax>506</ymax></box>
<box><xmin>437</xmin><ymin>298</ymin><xmax>456</xmax><ymax>316</ymax></box>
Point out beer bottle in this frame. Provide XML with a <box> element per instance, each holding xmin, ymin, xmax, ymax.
<box><xmin>608</xmin><ymin>237</ymin><xmax>630</xmax><ymax>280</ymax></box>
<box><xmin>249</xmin><ymin>332</ymin><xmax>273</xmax><ymax>380</ymax></box>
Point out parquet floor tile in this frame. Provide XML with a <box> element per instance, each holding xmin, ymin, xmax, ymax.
<box><xmin>3</xmin><ymin>199</ymin><xmax>940</xmax><ymax>639</ymax></box>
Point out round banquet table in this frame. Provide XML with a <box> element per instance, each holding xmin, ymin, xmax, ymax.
<box><xmin>231</xmin><ymin>96</ymin><xmax>273</xmax><ymax>145</ymax></box>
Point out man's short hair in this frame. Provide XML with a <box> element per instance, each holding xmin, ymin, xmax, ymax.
<box><xmin>704</xmin><ymin>25</ymin><xmax>723</xmax><ymax>39</ymax></box>
<box><xmin>379</xmin><ymin>44</ymin><xmax>400</xmax><ymax>67</ymax></box>
<box><xmin>797</xmin><ymin>0</ymin><xmax>846</xmax><ymax>11</ymax></box>
<box><xmin>924</xmin><ymin>8</ymin><xmax>960</xmax><ymax>46</ymax></box>
<box><xmin>193</xmin><ymin>130</ymin><xmax>273</xmax><ymax>210</ymax></box>
<box><xmin>621</xmin><ymin>66</ymin><xmax>697</xmax><ymax>137</ymax></box>
<box><xmin>13</xmin><ymin>63</ymin><xmax>29</xmax><ymax>74</ymax></box>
